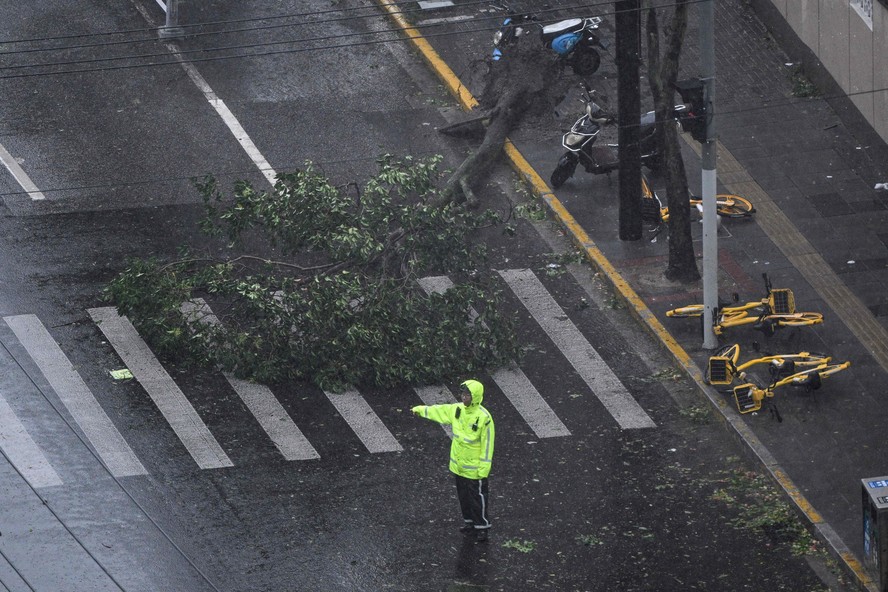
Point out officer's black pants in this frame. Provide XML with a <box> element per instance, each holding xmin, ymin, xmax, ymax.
<box><xmin>454</xmin><ymin>474</ymin><xmax>490</xmax><ymax>530</ymax></box>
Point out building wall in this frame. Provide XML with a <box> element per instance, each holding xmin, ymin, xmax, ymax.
<box><xmin>875</xmin><ymin>4</ymin><xmax>888</xmax><ymax>141</ymax></box>
<box><xmin>767</xmin><ymin>0</ymin><xmax>887</xmax><ymax>143</ymax></box>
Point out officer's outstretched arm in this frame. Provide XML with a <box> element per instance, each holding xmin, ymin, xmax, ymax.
<box><xmin>411</xmin><ymin>404</ymin><xmax>456</xmax><ymax>425</ymax></box>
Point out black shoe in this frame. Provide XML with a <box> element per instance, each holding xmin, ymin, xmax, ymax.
<box><xmin>475</xmin><ymin>530</ymin><xmax>488</xmax><ymax>543</ymax></box>
<box><xmin>459</xmin><ymin>524</ymin><xmax>474</xmax><ymax>534</ymax></box>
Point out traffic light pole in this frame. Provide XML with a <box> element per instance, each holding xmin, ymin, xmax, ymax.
<box><xmin>700</xmin><ymin>0</ymin><xmax>718</xmax><ymax>349</ymax></box>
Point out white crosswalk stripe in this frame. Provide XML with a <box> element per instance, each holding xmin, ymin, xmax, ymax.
<box><xmin>226</xmin><ymin>377</ymin><xmax>321</xmax><ymax>460</ymax></box>
<box><xmin>0</xmin><ymin>389</ymin><xmax>62</xmax><ymax>488</ymax></box>
<box><xmin>0</xmin><ymin>267</ymin><xmax>660</xmax><ymax>478</ymax></box>
<box><xmin>180</xmin><ymin>300</ymin><xmax>320</xmax><ymax>461</ymax></box>
<box><xmin>88</xmin><ymin>307</ymin><xmax>234</xmax><ymax>470</ymax></box>
<box><xmin>417</xmin><ymin>275</ymin><xmax>572</xmax><ymax>438</ymax></box>
<box><xmin>323</xmin><ymin>389</ymin><xmax>403</xmax><ymax>453</ymax></box>
<box><xmin>498</xmin><ymin>269</ymin><xmax>656</xmax><ymax>429</ymax></box>
<box><xmin>489</xmin><ymin>364</ymin><xmax>573</xmax><ymax>436</ymax></box>
<box><xmin>5</xmin><ymin>315</ymin><xmax>148</xmax><ymax>477</ymax></box>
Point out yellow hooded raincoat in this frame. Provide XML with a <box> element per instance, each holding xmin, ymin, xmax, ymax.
<box><xmin>413</xmin><ymin>379</ymin><xmax>495</xmax><ymax>479</ymax></box>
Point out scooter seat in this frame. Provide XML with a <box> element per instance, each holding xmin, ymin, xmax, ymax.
<box><xmin>541</xmin><ymin>18</ymin><xmax>585</xmax><ymax>45</ymax></box>
<box><xmin>542</xmin><ymin>18</ymin><xmax>583</xmax><ymax>37</ymax></box>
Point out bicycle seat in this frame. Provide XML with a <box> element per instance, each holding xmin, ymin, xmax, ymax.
<box><xmin>792</xmin><ymin>370</ymin><xmax>822</xmax><ymax>390</ymax></box>
<box><xmin>769</xmin><ymin>359</ymin><xmax>796</xmax><ymax>379</ymax></box>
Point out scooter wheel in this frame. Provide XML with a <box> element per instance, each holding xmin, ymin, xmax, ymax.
<box><xmin>571</xmin><ymin>50</ymin><xmax>601</xmax><ymax>76</ymax></box>
<box><xmin>550</xmin><ymin>155</ymin><xmax>577</xmax><ymax>189</ymax></box>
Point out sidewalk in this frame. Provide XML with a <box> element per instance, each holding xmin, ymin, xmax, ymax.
<box><xmin>381</xmin><ymin>0</ymin><xmax>888</xmax><ymax>589</ymax></box>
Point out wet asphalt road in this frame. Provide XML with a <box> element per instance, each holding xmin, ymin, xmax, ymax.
<box><xmin>0</xmin><ymin>1</ymin><xmax>852</xmax><ymax>591</ymax></box>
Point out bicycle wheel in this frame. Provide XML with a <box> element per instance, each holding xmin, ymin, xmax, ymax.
<box><xmin>715</xmin><ymin>194</ymin><xmax>755</xmax><ymax>218</ymax></box>
<box><xmin>666</xmin><ymin>304</ymin><xmax>703</xmax><ymax>318</ymax></box>
<box><xmin>713</xmin><ymin>343</ymin><xmax>740</xmax><ymax>359</ymax></box>
<box><xmin>775</xmin><ymin>312</ymin><xmax>824</xmax><ymax>327</ymax></box>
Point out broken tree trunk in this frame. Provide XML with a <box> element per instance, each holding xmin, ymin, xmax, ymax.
<box><xmin>436</xmin><ymin>33</ymin><xmax>567</xmax><ymax>207</ymax></box>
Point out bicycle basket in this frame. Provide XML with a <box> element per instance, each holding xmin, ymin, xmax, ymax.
<box><xmin>733</xmin><ymin>384</ymin><xmax>761</xmax><ymax>414</ymax></box>
<box><xmin>769</xmin><ymin>288</ymin><xmax>795</xmax><ymax>314</ymax></box>
<box><xmin>641</xmin><ymin>196</ymin><xmax>661</xmax><ymax>223</ymax></box>
<box><xmin>707</xmin><ymin>356</ymin><xmax>734</xmax><ymax>385</ymax></box>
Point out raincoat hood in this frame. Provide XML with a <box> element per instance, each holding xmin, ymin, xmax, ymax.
<box><xmin>461</xmin><ymin>379</ymin><xmax>484</xmax><ymax>407</ymax></box>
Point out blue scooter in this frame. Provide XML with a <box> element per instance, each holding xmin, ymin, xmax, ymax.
<box><xmin>493</xmin><ymin>15</ymin><xmax>608</xmax><ymax>76</ymax></box>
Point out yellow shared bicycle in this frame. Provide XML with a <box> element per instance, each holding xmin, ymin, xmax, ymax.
<box><xmin>641</xmin><ymin>176</ymin><xmax>755</xmax><ymax>225</ymax></box>
<box><xmin>732</xmin><ymin>361</ymin><xmax>851</xmax><ymax>414</ymax></box>
<box><xmin>666</xmin><ymin>273</ymin><xmax>823</xmax><ymax>336</ymax></box>
<box><xmin>706</xmin><ymin>343</ymin><xmax>831</xmax><ymax>385</ymax></box>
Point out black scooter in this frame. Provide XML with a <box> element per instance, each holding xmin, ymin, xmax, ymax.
<box><xmin>550</xmin><ymin>85</ymin><xmax>688</xmax><ymax>189</ymax></box>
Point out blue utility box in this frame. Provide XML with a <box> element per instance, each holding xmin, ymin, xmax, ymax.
<box><xmin>862</xmin><ymin>476</ymin><xmax>888</xmax><ymax>591</ymax></box>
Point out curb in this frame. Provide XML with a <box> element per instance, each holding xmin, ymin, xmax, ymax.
<box><xmin>375</xmin><ymin>3</ymin><xmax>877</xmax><ymax>590</ymax></box>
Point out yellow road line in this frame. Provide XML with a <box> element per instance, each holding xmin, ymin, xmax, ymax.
<box><xmin>375</xmin><ymin>0</ymin><xmax>478</xmax><ymax>111</ymax></box>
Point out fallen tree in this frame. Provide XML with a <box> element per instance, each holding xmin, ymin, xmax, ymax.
<box><xmin>105</xmin><ymin>156</ymin><xmax>520</xmax><ymax>391</ymax></box>
<box><xmin>437</xmin><ymin>27</ymin><xmax>570</xmax><ymax>206</ymax></box>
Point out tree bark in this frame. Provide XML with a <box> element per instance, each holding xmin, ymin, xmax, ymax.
<box><xmin>646</xmin><ymin>1</ymin><xmax>699</xmax><ymax>282</ymax></box>
<box><xmin>437</xmin><ymin>37</ymin><xmax>565</xmax><ymax>207</ymax></box>
<box><xmin>616</xmin><ymin>0</ymin><xmax>643</xmax><ymax>241</ymax></box>
<box><xmin>435</xmin><ymin>87</ymin><xmax>531</xmax><ymax>208</ymax></box>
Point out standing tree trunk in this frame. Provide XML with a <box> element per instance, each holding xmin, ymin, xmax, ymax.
<box><xmin>646</xmin><ymin>0</ymin><xmax>700</xmax><ymax>282</ymax></box>
<box><xmin>616</xmin><ymin>0</ymin><xmax>643</xmax><ymax>240</ymax></box>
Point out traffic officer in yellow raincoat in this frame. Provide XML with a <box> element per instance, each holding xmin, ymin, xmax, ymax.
<box><xmin>412</xmin><ymin>379</ymin><xmax>495</xmax><ymax>542</ymax></box>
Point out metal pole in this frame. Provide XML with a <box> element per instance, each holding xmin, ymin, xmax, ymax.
<box><xmin>616</xmin><ymin>0</ymin><xmax>643</xmax><ymax>241</ymax></box>
<box><xmin>159</xmin><ymin>0</ymin><xmax>185</xmax><ymax>39</ymax></box>
<box><xmin>700</xmin><ymin>0</ymin><xmax>718</xmax><ymax>349</ymax></box>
